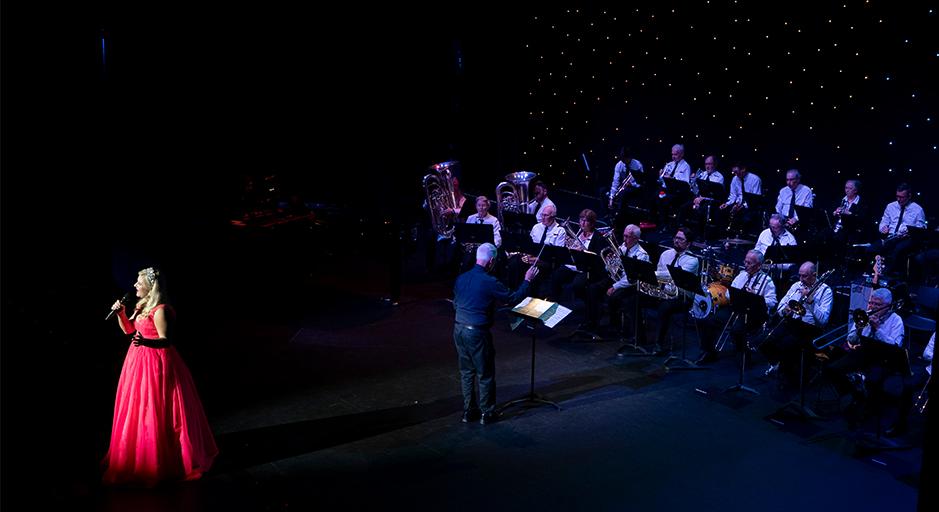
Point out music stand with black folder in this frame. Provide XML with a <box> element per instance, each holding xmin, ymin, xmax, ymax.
<box><xmin>664</xmin><ymin>265</ymin><xmax>708</xmax><ymax>370</ymax></box>
<box><xmin>501</xmin><ymin>211</ymin><xmax>538</xmax><ymax>236</ymax></box>
<box><xmin>695</xmin><ymin>179</ymin><xmax>726</xmax><ymax>235</ymax></box>
<box><xmin>617</xmin><ymin>257</ymin><xmax>659</xmax><ymax>356</ymax></box>
<box><xmin>770</xmin><ymin>319</ymin><xmax>825</xmax><ymax>422</ymax></box>
<box><xmin>740</xmin><ymin>191</ymin><xmax>766</xmax><ymax>236</ymax></box>
<box><xmin>454</xmin><ymin>223</ymin><xmax>495</xmax><ymax>246</ymax></box>
<box><xmin>723</xmin><ymin>286</ymin><xmax>768</xmax><ymax>394</ymax></box>
<box><xmin>854</xmin><ymin>335</ymin><xmax>914</xmax><ymax>451</ymax></box>
<box><xmin>792</xmin><ymin>204</ymin><xmax>827</xmax><ymax>241</ymax></box>
<box><xmin>662</xmin><ymin>177</ymin><xmax>694</xmax><ymax>205</ymax></box>
<box><xmin>499</xmin><ymin>298</ymin><xmax>567</xmax><ymax>414</ymax></box>
<box><xmin>570</xmin><ymin>249</ymin><xmax>605</xmax><ymax>279</ymax></box>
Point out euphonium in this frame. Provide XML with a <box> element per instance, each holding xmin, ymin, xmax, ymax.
<box><xmin>423</xmin><ymin>161</ymin><xmax>458</xmax><ymax>238</ymax></box>
<box><xmin>639</xmin><ymin>270</ymin><xmax>679</xmax><ymax>300</ymax></box>
<box><xmin>599</xmin><ymin>229</ymin><xmax>626</xmax><ymax>282</ymax></box>
<box><xmin>496</xmin><ymin>171</ymin><xmax>537</xmax><ymax>222</ymax></box>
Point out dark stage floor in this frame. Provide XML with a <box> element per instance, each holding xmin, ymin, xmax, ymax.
<box><xmin>10</xmin><ymin>228</ymin><xmax>928</xmax><ymax>512</ymax></box>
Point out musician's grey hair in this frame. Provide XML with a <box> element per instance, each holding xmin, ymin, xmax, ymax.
<box><xmin>476</xmin><ymin>243</ymin><xmax>498</xmax><ymax>264</ymax></box>
<box><xmin>871</xmin><ymin>287</ymin><xmax>892</xmax><ymax>304</ymax></box>
<box><xmin>747</xmin><ymin>250</ymin><xmax>765</xmax><ymax>264</ymax></box>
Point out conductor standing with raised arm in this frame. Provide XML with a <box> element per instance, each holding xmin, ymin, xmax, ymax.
<box><xmin>453</xmin><ymin>243</ymin><xmax>538</xmax><ymax>425</ymax></box>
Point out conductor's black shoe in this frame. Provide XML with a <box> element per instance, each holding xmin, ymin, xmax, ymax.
<box><xmin>885</xmin><ymin>422</ymin><xmax>908</xmax><ymax>438</ymax></box>
<box><xmin>461</xmin><ymin>409</ymin><xmax>481</xmax><ymax>423</ymax></box>
<box><xmin>480</xmin><ymin>412</ymin><xmax>500</xmax><ymax>425</ymax></box>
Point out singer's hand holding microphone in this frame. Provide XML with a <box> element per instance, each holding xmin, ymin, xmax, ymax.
<box><xmin>106</xmin><ymin>292</ymin><xmax>135</xmax><ymax>321</ymax></box>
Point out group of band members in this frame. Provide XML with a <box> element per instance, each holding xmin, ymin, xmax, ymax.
<box><xmin>434</xmin><ymin>146</ymin><xmax>934</xmax><ymax>434</ymax></box>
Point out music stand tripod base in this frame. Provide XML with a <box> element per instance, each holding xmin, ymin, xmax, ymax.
<box><xmin>499</xmin><ymin>313</ymin><xmax>562</xmax><ymax>415</ymax></box>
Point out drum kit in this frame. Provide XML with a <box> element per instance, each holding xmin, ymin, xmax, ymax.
<box><xmin>690</xmin><ymin>245</ymin><xmax>745</xmax><ymax>320</ymax></box>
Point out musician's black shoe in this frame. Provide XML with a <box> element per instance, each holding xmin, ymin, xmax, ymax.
<box><xmin>461</xmin><ymin>409</ymin><xmax>481</xmax><ymax>423</ymax></box>
<box><xmin>696</xmin><ymin>351</ymin><xmax>719</xmax><ymax>364</ymax></box>
<box><xmin>480</xmin><ymin>411</ymin><xmax>500</xmax><ymax>425</ymax></box>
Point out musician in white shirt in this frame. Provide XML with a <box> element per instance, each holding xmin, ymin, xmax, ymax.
<box><xmin>754</xmin><ymin>214</ymin><xmax>798</xmax><ymax>254</ymax></box>
<box><xmin>528</xmin><ymin>181</ymin><xmax>558</xmax><ymax>224</ymax></box>
<box><xmin>826</xmin><ymin>288</ymin><xmax>906</xmax><ymax>421</ymax></box>
<box><xmin>760</xmin><ymin>262</ymin><xmax>833</xmax><ymax>376</ymax></box>
<box><xmin>873</xmin><ymin>183</ymin><xmax>926</xmax><ymax>277</ymax></box>
<box><xmin>697</xmin><ymin>250</ymin><xmax>776</xmax><ymax>363</ymax></box>
<box><xmin>774</xmin><ymin>169</ymin><xmax>814</xmax><ymax>227</ymax></box>
<box><xmin>652</xmin><ymin>227</ymin><xmax>700</xmax><ymax>355</ymax></box>
<box><xmin>660</xmin><ymin>144</ymin><xmax>692</xmax><ymax>183</ymax></box>
<box><xmin>528</xmin><ymin>205</ymin><xmax>566</xmax><ymax>247</ymax></box>
<box><xmin>719</xmin><ymin>163</ymin><xmax>762</xmax><ymax>234</ymax></box>
<box><xmin>465</xmin><ymin>196</ymin><xmax>502</xmax><ymax>247</ymax></box>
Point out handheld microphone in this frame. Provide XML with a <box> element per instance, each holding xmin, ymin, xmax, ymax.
<box><xmin>105</xmin><ymin>292</ymin><xmax>135</xmax><ymax>321</ymax></box>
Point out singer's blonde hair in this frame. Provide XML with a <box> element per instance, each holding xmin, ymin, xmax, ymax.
<box><xmin>132</xmin><ymin>267</ymin><xmax>167</xmax><ymax>319</ymax></box>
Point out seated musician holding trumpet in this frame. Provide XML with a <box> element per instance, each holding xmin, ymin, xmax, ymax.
<box><xmin>823</xmin><ymin>288</ymin><xmax>905</xmax><ymax>426</ymax></box>
<box><xmin>547</xmin><ymin>209</ymin><xmax>602</xmax><ymax>306</ymax></box>
<box><xmin>759</xmin><ymin>262</ymin><xmax>834</xmax><ymax>379</ymax></box>
<box><xmin>697</xmin><ymin>250</ymin><xmax>777</xmax><ymax>364</ymax></box>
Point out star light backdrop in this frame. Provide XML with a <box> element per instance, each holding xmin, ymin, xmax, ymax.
<box><xmin>451</xmin><ymin>1</ymin><xmax>938</xmax><ymax>209</ymax></box>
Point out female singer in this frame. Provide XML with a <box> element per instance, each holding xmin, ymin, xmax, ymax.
<box><xmin>103</xmin><ymin>267</ymin><xmax>217</xmax><ymax>486</ymax></box>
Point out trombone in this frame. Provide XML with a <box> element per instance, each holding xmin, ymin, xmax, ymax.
<box><xmin>812</xmin><ymin>300</ymin><xmax>902</xmax><ymax>350</ymax></box>
<box><xmin>761</xmin><ymin>269</ymin><xmax>835</xmax><ymax>342</ymax></box>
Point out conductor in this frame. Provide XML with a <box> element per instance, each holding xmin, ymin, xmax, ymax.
<box><xmin>453</xmin><ymin>243</ymin><xmax>538</xmax><ymax>425</ymax></box>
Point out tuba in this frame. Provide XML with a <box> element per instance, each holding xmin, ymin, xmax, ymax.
<box><xmin>423</xmin><ymin>161</ymin><xmax>459</xmax><ymax>238</ymax></box>
<box><xmin>496</xmin><ymin>171</ymin><xmax>537</xmax><ymax>222</ymax></box>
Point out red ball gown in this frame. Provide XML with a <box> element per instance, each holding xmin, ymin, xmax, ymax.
<box><xmin>102</xmin><ymin>304</ymin><xmax>218</xmax><ymax>486</ymax></box>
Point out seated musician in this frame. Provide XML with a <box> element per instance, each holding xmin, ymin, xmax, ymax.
<box><xmin>830</xmin><ymin>179</ymin><xmax>871</xmax><ymax>269</ymax></box>
<box><xmin>888</xmin><ymin>331</ymin><xmax>933</xmax><ymax>437</ymax></box>
<box><xmin>871</xmin><ymin>182</ymin><xmax>926</xmax><ymax>278</ymax></box>
<box><xmin>760</xmin><ymin>262</ymin><xmax>833</xmax><ymax>379</ymax></box>
<box><xmin>719</xmin><ymin>162</ymin><xmax>762</xmax><ymax>233</ymax></box>
<box><xmin>774</xmin><ymin>169</ymin><xmax>813</xmax><ymax>229</ymax></box>
<box><xmin>682</xmin><ymin>155</ymin><xmax>725</xmax><ymax>228</ymax></box>
<box><xmin>460</xmin><ymin>196</ymin><xmax>503</xmax><ymax>273</ymax></box>
<box><xmin>824</xmin><ymin>288</ymin><xmax>905</xmax><ymax>426</ymax></box>
<box><xmin>652</xmin><ymin>227</ymin><xmax>700</xmax><ymax>356</ymax></box>
<box><xmin>592</xmin><ymin>224</ymin><xmax>652</xmax><ymax>354</ymax></box>
<box><xmin>754</xmin><ymin>214</ymin><xmax>798</xmax><ymax>254</ymax></box>
<box><xmin>506</xmin><ymin>205</ymin><xmax>565</xmax><ymax>293</ymax></box>
<box><xmin>609</xmin><ymin>146</ymin><xmax>646</xmax><ymax>237</ymax></box>
<box><xmin>697</xmin><ymin>250</ymin><xmax>777</xmax><ymax>363</ymax></box>
<box><xmin>660</xmin><ymin>144</ymin><xmax>692</xmax><ymax>183</ymax></box>
<box><xmin>548</xmin><ymin>209</ymin><xmax>600</xmax><ymax>307</ymax></box>
<box><xmin>528</xmin><ymin>181</ymin><xmax>557</xmax><ymax>224</ymax></box>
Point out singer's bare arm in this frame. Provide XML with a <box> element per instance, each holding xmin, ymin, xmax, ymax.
<box><xmin>152</xmin><ymin>307</ymin><xmax>170</xmax><ymax>339</ymax></box>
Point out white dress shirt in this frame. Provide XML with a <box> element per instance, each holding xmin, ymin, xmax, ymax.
<box><xmin>879</xmin><ymin>201</ymin><xmax>926</xmax><ymax>235</ymax></box>
<box><xmin>696</xmin><ymin>169</ymin><xmax>725</xmax><ymax>186</ymax></box>
<box><xmin>775</xmin><ymin>184</ymin><xmax>814</xmax><ymax>220</ymax></box>
<box><xmin>731</xmin><ymin>270</ymin><xmax>778</xmax><ymax>313</ymax></box>
<box><xmin>528</xmin><ymin>196</ymin><xmax>557</xmax><ymax>224</ymax></box>
<box><xmin>663</xmin><ymin>159</ymin><xmax>693</xmax><ymax>183</ymax></box>
<box><xmin>563</xmin><ymin>232</ymin><xmax>597</xmax><ymax>271</ymax></box>
<box><xmin>848</xmin><ymin>312</ymin><xmax>904</xmax><ymax>346</ymax></box>
<box><xmin>725</xmin><ymin>172</ymin><xmax>762</xmax><ymax>205</ymax></box>
<box><xmin>777</xmin><ymin>281</ymin><xmax>833</xmax><ymax>326</ymax></box>
<box><xmin>611</xmin><ymin>243</ymin><xmax>651</xmax><ymax>289</ymax></box>
<box><xmin>754</xmin><ymin>228</ymin><xmax>798</xmax><ymax>255</ymax></box>
<box><xmin>529</xmin><ymin>221</ymin><xmax>566</xmax><ymax>247</ymax></box>
<box><xmin>925</xmin><ymin>332</ymin><xmax>934</xmax><ymax>375</ymax></box>
<box><xmin>657</xmin><ymin>248</ymin><xmax>699</xmax><ymax>275</ymax></box>
<box><xmin>611</xmin><ymin>158</ymin><xmax>645</xmax><ymax>193</ymax></box>
<box><xmin>465</xmin><ymin>213</ymin><xmax>502</xmax><ymax>247</ymax></box>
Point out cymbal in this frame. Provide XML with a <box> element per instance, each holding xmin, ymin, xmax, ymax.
<box><xmin>719</xmin><ymin>237</ymin><xmax>754</xmax><ymax>245</ymax></box>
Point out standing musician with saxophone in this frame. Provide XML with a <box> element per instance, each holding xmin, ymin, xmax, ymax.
<box><xmin>823</xmin><ymin>288</ymin><xmax>906</xmax><ymax>426</ymax></box>
<box><xmin>609</xmin><ymin>146</ymin><xmax>646</xmax><ymax>237</ymax></box>
<box><xmin>760</xmin><ymin>262</ymin><xmax>834</xmax><ymax>378</ymax></box>
<box><xmin>696</xmin><ymin>250</ymin><xmax>776</xmax><ymax>364</ymax></box>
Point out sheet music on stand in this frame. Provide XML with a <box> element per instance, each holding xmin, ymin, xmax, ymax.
<box><xmin>511</xmin><ymin>298</ymin><xmax>572</xmax><ymax>329</ymax></box>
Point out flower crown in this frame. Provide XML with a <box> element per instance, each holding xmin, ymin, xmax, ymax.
<box><xmin>143</xmin><ymin>267</ymin><xmax>158</xmax><ymax>285</ymax></box>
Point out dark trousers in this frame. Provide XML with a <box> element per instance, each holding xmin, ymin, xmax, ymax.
<box><xmin>656</xmin><ymin>296</ymin><xmax>692</xmax><ymax>350</ymax></box>
<box><xmin>453</xmin><ymin>324</ymin><xmax>496</xmax><ymax>414</ymax></box>
<box><xmin>760</xmin><ymin>318</ymin><xmax>822</xmax><ymax>378</ymax></box>
<box><xmin>607</xmin><ymin>286</ymin><xmax>644</xmax><ymax>340</ymax></box>
<box><xmin>700</xmin><ymin>307</ymin><xmax>760</xmax><ymax>354</ymax></box>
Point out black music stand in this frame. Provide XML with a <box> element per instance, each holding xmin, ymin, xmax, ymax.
<box><xmin>501</xmin><ymin>231</ymin><xmax>535</xmax><ymax>256</ymax></box>
<box><xmin>696</xmin><ymin>178</ymin><xmax>726</xmax><ymax>220</ymax></box>
<box><xmin>741</xmin><ymin>191</ymin><xmax>766</xmax><ymax>235</ymax></box>
<box><xmin>792</xmin><ymin>204</ymin><xmax>827</xmax><ymax>242</ymax></box>
<box><xmin>662</xmin><ymin>177</ymin><xmax>694</xmax><ymax>206</ymax></box>
<box><xmin>664</xmin><ymin>265</ymin><xmax>708</xmax><ymax>370</ymax></box>
<box><xmin>771</xmin><ymin>319</ymin><xmax>825</xmax><ymax>421</ymax></box>
<box><xmin>570</xmin><ymin>249</ymin><xmax>605</xmax><ymax>280</ymax></box>
<box><xmin>723</xmin><ymin>286</ymin><xmax>767</xmax><ymax>394</ymax></box>
<box><xmin>454</xmin><ymin>223</ymin><xmax>495</xmax><ymax>246</ymax></box>
<box><xmin>457</xmin><ymin>198</ymin><xmax>475</xmax><ymax>223</ymax></box>
<box><xmin>853</xmin><ymin>335</ymin><xmax>914</xmax><ymax>451</ymax></box>
<box><xmin>618</xmin><ymin>257</ymin><xmax>659</xmax><ymax>356</ymax></box>
<box><xmin>499</xmin><ymin>298</ymin><xmax>567</xmax><ymax>414</ymax></box>
<box><xmin>502</xmin><ymin>211</ymin><xmax>538</xmax><ymax>236</ymax></box>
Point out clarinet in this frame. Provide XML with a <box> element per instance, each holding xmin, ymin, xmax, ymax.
<box><xmin>833</xmin><ymin>198</ymin><xmax>848</xmax><ymax>233</ymax></box>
